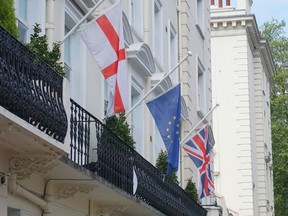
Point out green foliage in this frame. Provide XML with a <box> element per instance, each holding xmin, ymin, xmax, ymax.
<box><xmin>261</xmin><ymin>19</ymin><xmax>288</xmax><ymax>215</ymax></box>
<box><xmin>155</xmin><ymin>149</ymin><xmax>178</xmax><ymax>184</ymax></box>
<box><xmin>103</xmin><ymin>112</ymin><xmax>135</xmax><ymax>148</ymax></box>
<box><xmin>0</xmin><ymin>0</ymin><xmax>18</xmax><ymax>37</ymax></box>
<box><xmin>184</xmin><ymin>179</ymin><xmax>198</xmax><ymax>202</ymax></box>
<box><xmin>26</xmin><ymin>23</ymin><xmax>65</xmax><ymax>77</ymax></box>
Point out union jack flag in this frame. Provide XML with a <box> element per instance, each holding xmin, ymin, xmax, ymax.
<box><xmin>182</xmin><ymin>125</ymin><xmax>214</xmax><ymax>199</ymax></box>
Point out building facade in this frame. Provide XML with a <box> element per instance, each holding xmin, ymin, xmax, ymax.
<box><xmin>178</xmin><ymin>0</ymin><xmax>215</xmax><ymax>207</ymax></box>
<box><xmin>0</xmin><ymin>0</ymin><xmax>215</xmax><ymax>216</ymax></box>
<box><xmin>211</xmin><ymin>0</ymin><xmax>275</xmax><ymax>215</ymax></box>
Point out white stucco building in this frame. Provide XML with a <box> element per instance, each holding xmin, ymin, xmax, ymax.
<box><xmin>210</xmin><ymin>0</ymin><xmax>275</xmax><ymax>215</ymax></box>
<box><xmin>0</xmin><ymin>0</ymin><xmax>214</xmax><ymax>216</ymax></box>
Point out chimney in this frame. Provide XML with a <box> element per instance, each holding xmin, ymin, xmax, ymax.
<box><xmin>211</xmin><ymin>0</ymin><xmax>215</xmax><ymax>6</ymax></box>
<box><xmin>237</xmin><ymin>0</ymin><xmax>253</xmax><ymax>14</ymax></box>
<box><xmin>219</xmin><ymin>0</ymin><xmax>223</xmax><ymax>8</ymax></box>
<box><xmin>226</xmin><ymin>0</ymin><xmax>230</xmax><ymax>6</ymax></box>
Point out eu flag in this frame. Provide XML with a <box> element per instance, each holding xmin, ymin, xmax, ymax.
<box><xmin>147</xmin><ymin>84</ymin><xmax>181</xmax><ymax>175</ymax></box>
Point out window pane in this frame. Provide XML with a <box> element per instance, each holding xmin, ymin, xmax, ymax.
<box><xmin>8</xmin><ymin>207</ymin><xmax>21</xmax><ymax>216</ymax></box>
<box><xmin>198</xmin><ymin>64</ymin><xmax>206</xmax><ymax>113</ymax></box>
<box><xmin>18</xmin><ymin>21</ymin><xmax>28</xmax><ymax>42</ymax></box>
<box><xmin>18</xmin><ymin>0</ymin><xmax>28</xmax><ymax>21</ymax></box>
<box><xmin>197</xmin><ymin>0</ymin><xmax>204</xmax><ymax>29</ymax></box>
<box><xmin>64</xmin><ymin>26</ymin><xmax>71</xmax><ymax>63</ymax></box>
<box><xmin>154</xmin><ymin>1</ymin><xmax>163</xmax><ymax>64</ymax></box>
<box><xmin>131</xmin><ymin>0</ymin><xmax>142</xmax><ymax>34</ymax></box>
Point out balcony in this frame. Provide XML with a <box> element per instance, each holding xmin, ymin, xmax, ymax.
<box><xmin>0</xmin><ymin>26</ymin><xmax>68</xmax><ymax>157</ymax></box>
<box><xmin>0</xmin><ymin>25</ymin><xmax>206</xmax><ymax>216</ymax></box>
<box><xmin>68</xmin><ymin>99</ymin><xmax>207</xmax><ymax>216</ymax></box>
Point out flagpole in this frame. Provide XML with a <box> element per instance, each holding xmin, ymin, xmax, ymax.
<box><xmin>180</xmin><ymin>104</ymin><xmax>219</xmax><ymax>146</ymax></box>
<box><xmin>125</xmin><ymin>51</ymin><xmax>192</xmax><ymax>118</ymax></box>
<box><xmin>60</xmin><ymin>0</ymin><xmax>105</xmax><ymax>44</ymax></box>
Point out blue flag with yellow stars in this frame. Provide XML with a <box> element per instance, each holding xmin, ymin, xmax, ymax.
<box><xmin>147</xmin><ymin>84</ymin><xmax>181</xmax><ymax>175</ymax></box>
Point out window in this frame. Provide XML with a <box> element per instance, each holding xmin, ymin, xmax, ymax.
<box><xmin>131</xmin><ymin>80</ymin><xmax>144</xmax><ymax>155</ymax></box>
<box><xmin>197</xmin><ymin>0</ymin><xmax>204</xmax><ymax>31</ymax></box>
<box><xmin>15</xmin><ymin>0</ymin><xmax>45</xmax><ymax>42</ymax></box>
<box><xmin>131</xmin><ymin>0</ymin><xmax>143</xmax><ymax>35</ymax></box>
<box><xmin>8</xmin><ymin>208</ymin><xmax>20</xmax><ymax>216</ymax></box>
<box><xmin>168</xmin><ymin>21</ymin><xmax>178</xmax><ymax>83</ymax></box>
<box><xmin>65</xmin><ymin>1</ymin><xmax>86</xmax><ymax>105</ymax></box>
<box><xmin>64</xmin><ymin>26</ymin><xmax>72</xmax><ymax>80</ymax></box>
<box><xmin>15</xmin><ymin>0</ymin><xmax>28</xmax><ymax>42</ymax></box>
<box><xmin>104</xmin><ymin>80</ymin><xmax>108</xmax><ymax>115</ymax></box>
<box><xmin>197</xmin><ymin>60</ymin><xmax>206</xmax><ymax>114</ymax></box>
<box><xmin>154</xmin><ymin>0</ymin><xmax>163</xmax><ymax>64</ymax></box>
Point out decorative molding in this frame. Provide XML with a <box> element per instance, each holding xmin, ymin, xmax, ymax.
<box><xmin>9</xmin><ymin>156</ymin><xmax>54</xmax><ymax>179</ymax></box>
<box><xmin>36</xmin><ymin>162</ymin><xmax>58</xmax><ymax>176</ymax></box>
<box><xmin>56</xmin><ymin>184</ymin><xmax>97</xmax><ymax>200</ymax></box>
<box><xmin>127</xmin><ymin>42</ymin><xmax>156</xmax><ymax>76</ymax></box>
<box><xmin>93</xmin><ymin>203</ymin><xmax>129</xmax><ymax>215</ymax></box>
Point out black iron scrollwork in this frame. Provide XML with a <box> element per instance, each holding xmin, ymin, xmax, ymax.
<box><xmin>70</xmin><ymin>99</ymin><xmax>206</xmax><ymax>216</ymax></box>
<box><xmin>0</xmin><ymin>26</ymin><xmax>68</xmax><ymax>142</ymax></box>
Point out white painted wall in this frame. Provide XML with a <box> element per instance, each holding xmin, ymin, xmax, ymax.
<box><xmin>212</xmin><ymin>34</ymin><xmax>255</xmax><ymax>214</ymax></box>
<box><xmin>211</xmin><ymin>8</ymin><xmax>274</xmax><ymax>216</ymax></box>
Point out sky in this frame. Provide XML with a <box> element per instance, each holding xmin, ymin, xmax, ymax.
<box><xmin>251</xmin><ymin>0</ymin><xmax>288</xmax><ymax>31</ymax></box>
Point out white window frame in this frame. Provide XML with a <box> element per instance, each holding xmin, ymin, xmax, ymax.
<box><xmin>64</xmin><ymin>26</ymin><xmax>72</xmax><ymax>80</ymax></box>
<box><xmin>14</xmin><ymin>0</ymin><xmax>45</xmax><ymax>42</ymax></box>
<box><xmin>130</xmin><ymin>0</ymin><xmax>143</xmax><ymax>37</ymax></box>
<box><xmin>104</xmin><ymin>80</ymin><xmax>109</xmax><ymax>115</ymax></box>
<box><xmin>15</xmin><ymin>0</ymin><xmax>29</xmax><ymax>42</ymax></box>
<box><xmin>131</xmin><ymin>78</ymin><xmax>144</xmax><ymax>155</ymax></box>
<box><xmin>65</xmin><ymin>1</ymin><xmax>86</xmax><ymax>105</ymax></box>
<box><xmin>197</xmin><ymin>59</ymin><xmax>206</xmax><ymax>116</ymax></box>
<box><xmin>8</xmin><ymin>207</ymin><xmax>38</xmax><ymax>216</ymax></box>
<box><xmin>153</xmin><ymin>0</ymin><xmax>163</xmax><ymax>65</ymax></box>
<box><xmin>196</xmin><ymin>0</ymin><xmax>204</xmax><ymax>33</ymax></box>
<box><xmin>168</xmin><ymin>20</ymin><xmax>178</xmax><ymax>83</ymax></box>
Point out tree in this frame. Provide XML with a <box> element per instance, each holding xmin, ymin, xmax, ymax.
<box><xmin>184</xmin><ymin>179</ymin><xmax>198</xmax><ymax>202</ymax></box>
<box><xmin>0</xmin><ymin>0</ymin><xmax>18</xmax><ymax>37</ymax></box>
<box><xmin>26</xmin><ymin>24</ymin><xmax>65</xmax><ymax>77</ymax></box>
<box><xmin>155</xmin><ymin>149</ymin><xmax>178</xmax><ymax>184</ymax></box>
<box><xmin>103</xmin><ymin>112</ymin><xmax>135</xmax><ymax>148</ymax></box>
<box><xmin>261</xmin><ymin>19</ymin><xmax>288</xmax><ymax>215</ymax></box>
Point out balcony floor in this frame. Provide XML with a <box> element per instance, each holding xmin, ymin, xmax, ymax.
<box><xmin>0</xmin><ymin>106</ymin><xmax>69</xmax><ymax>157</ymax></box>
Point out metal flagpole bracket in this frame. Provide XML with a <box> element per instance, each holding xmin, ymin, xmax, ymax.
<box><xmin>180</xmin><ymin>103</ymin><xmax>219</xmax><ymax>146</ymax></box>
<box><xmin>60</xmin><ymin>0</ymin><xmax>105</xmax><ymax>45</ymax></box>
<box><xmin>125</xmin><ymin>51</ymin><xmax>192</xmax><ymax>118</ymax></box>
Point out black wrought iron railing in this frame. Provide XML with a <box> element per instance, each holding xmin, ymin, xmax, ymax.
<box><xmin>70</xmin><ymin>99</ymin><xmax>207</xmax><ymax>216</ymax></box>
<box><xmin>0</xmin><ymin>26</ymin><xmax>67</xmax><ymax>142</ymax></box>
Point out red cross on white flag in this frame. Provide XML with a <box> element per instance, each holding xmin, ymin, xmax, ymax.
<box><xmin>80</xmin><ymin>1</ymin><xmax>128</xmax><ymax>116</ymax></box>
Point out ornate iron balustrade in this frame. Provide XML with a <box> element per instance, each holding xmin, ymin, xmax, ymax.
<box><xmin>0</xmin><ymin>26</ymin><xmax>67</xmax><ymax>142</ymax></box>
<box><xmin>70</xmin><ymin>99</ymin><xmax>207</xmax><ymax>216</ymax></box>
<box><xmin>134</xmin><ymin>152</ymin><xmax>207</xmax><ymax>216</ymax></box>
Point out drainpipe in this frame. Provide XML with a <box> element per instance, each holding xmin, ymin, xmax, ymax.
<box><xmin>46</xmin><ymin>0</ymin><xmax>55</xmax><ymax>49</ymax></box>
<box><xmin>8</xmin><ymin>174</ymin><xmax>51</xmax><ymax>215</ymax></box>
<box><xmin>177</xmin><ymin>0</ymin><xmax>183</xmax><ymax>188</ymax></box>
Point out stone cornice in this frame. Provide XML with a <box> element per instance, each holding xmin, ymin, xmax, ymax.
<box><xmin>211</xmin><ymin>14</ymin><xmax>256</xmax><ymax>31</ymax></box>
